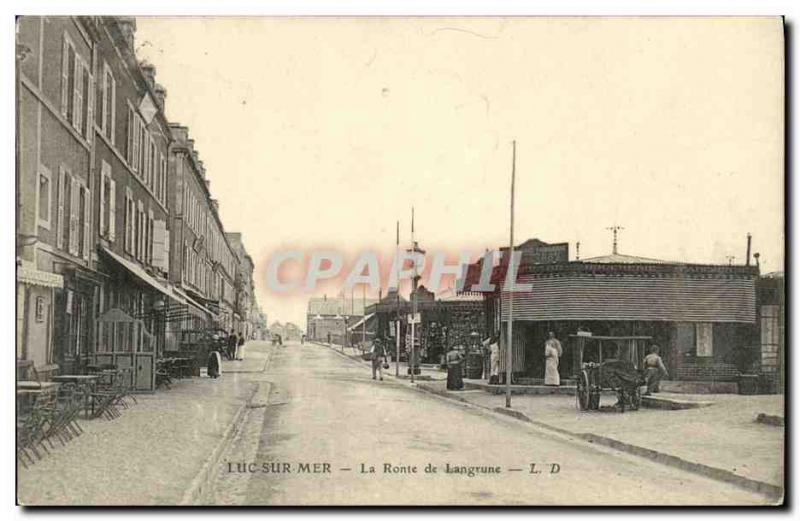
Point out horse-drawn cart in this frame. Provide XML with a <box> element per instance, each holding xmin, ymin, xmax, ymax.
<box><xmin>571</xmin><ymin>335</ymin><xmax>650</xmax><ymax>413</ymax></box>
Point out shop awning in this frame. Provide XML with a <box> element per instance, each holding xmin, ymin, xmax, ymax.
<box><xmin>347</xmin><ymin>313</ymin><xmax>375</xmax><ymax>331</ymax></box>
<box><xmin>500</xmin><ymin>274</ymin><xmax>756</xmax><ymax>323</ymax></box>
<box><xmin>17</xmin><ymin>261</ymin><xmax>63</xmax><ymax>288</ymax></box>
<box><xmin>100</xmin><ymin>246</ymin><xmax>175</xmax><ymax>301</ymax></box>
<box><xmin>173</xmin><ymin>287</ymin><xmax>218</xmax><ymax>320</ymax></box>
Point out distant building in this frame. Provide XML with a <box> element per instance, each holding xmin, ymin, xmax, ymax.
<box><xmin>306</xmin><ymin>295</ymin><xmax>378</xmax><ymax>345</ymax></box>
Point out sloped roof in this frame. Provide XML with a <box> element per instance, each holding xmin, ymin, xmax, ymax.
<box><xmin>580</xmin><ymin>253</ymin><xmax>680</xmax><ymax>264</ymax></box>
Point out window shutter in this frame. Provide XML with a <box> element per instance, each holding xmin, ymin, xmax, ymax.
<box><xmin>72</xmin><ymin>58</ymin><xmax>83</xmax><ymax>131</ymax></box>
<box><xmin>127</xmin><ymin>106</ymin><xmax>133</xmax><ymax>165</ymax></box>
<box><xmin>61</xmin><ymin>38</ymin><xmax>70</xmax><ymax>116</ymax></box>
<box><xmin>69</xmin><ymin>177</ymin><xmax>80</xmax><ymax>255</ymax></box>
<box><xmin>108</xmin><ymin>179</ymin><xmax>116</xmax><ymax>241</ymax></box>
<box><xmin>164</xmin><ymin>228</ymin><xmax>170</xmax><ymax>273</ymax></box>
<box><xmin>83</xmin><ymin>186</ymin><xmax>91</xmax><ymax>260</ymax></box>
<box><xmin>152</xmin><ymin>219</ymin><xmax>165</xmax><ymax>269</ymax></box>
<box><xmin>110</xmin><ymin>76</ymin><xmax>116</xmax><ymax>145</ymax></box>
<box><xmin>56</xmin><ymin>167</ymin><xmax>66</xmax><ymax>249</ymax></box>
<box><xmin>147</xmin><ymin>210</ymin><xmax>153</xmax><ymax>264</ymax></box>
<box><xmin>99</xmin><ymin>165</ymin><xmax>106</xmax><ymax>236</ymax></box>
<box><xmin>137</xmin><ymin>201</ymin><xmax>144</xmax><ymax>260</ymax></box>
<box><xmin>84</xmin><ymin>64</ymin><xmax>93</xmax><ymax>143</ymax></box>
<box><xmin>101</xmin><ymin>66</ymin><xmax>109</xmax><ymax>135</ymax></box>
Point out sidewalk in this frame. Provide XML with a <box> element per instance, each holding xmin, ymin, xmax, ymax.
<box><xmin>418</xmin><ymin>380</ymin><xmax>784</xmax><ymax>494</ymax></box>
<box><xmin>17</xmin><ymin>341</ymin><xmax>271</xmax><ymax>505</ymax></box>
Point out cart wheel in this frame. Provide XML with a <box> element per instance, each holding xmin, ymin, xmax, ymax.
<box><xmin>589</xmin><ymin>390</ymin><xmax>601</xmax><ymax>410</ymax></box>
<box><xmin>577</xmin><ymin>370</ymin><xmax>591</xmax><ymax>410</ymax></box>
<box><xmin>629</xmin><ymin>387</ymin><xmax>642</xmax><ymax>411</ymax></box>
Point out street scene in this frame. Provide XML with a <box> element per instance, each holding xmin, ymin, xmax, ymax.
<box><xmin>15</xmin><ymin>16</ymin><xmax>784</xmax><ymax>507</ymax></box>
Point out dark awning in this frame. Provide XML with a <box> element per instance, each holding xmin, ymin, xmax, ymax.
<box><xmin>500</xmin><ymin>274</ymin><xmax>756</xmax><ymax>323</ymax></box>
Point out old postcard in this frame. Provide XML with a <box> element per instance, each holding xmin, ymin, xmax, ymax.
<box><xmin>14</xmin><ymin>16</ymin><xmax>784</xmax><ymax>506</ymax></box>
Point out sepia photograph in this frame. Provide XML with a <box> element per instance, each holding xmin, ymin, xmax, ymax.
<box><xmin>13</xmin><ymin>11</ymin><xmax>786</xmax><ymax>507</ymax></box>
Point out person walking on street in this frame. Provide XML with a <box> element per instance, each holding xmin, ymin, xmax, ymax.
<box><xmin>227</xmin><ymin>332</ymin><xmax>238</xmax><ymax>360</ymax></box>
<box><xmin>236</xmin><ymin>333</ymin><xmax>245</xmax><ymax>361</ymax></box>
<box><xmin>207</xmin><ymin>349</ymin><xmax>222</xmax><ymax>379</ymax></box>
<box><xmin>643</xmin><ymin>344</ymin><xmax>669</xmax><ymax>395</ymax></box>
<box><xmin>544</xmin><ymin>331</ymin><xmax>563</xmax><ymax>386</ymax></box>
<box><xmin>370</xmin><ymin>339</ymin><xmax>387</xmax><ymax>381</ymax></box>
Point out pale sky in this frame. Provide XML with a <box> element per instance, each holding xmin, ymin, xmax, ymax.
<box><xmin>135</xmin><ymin>17</ymin><xmax>784</xmax><ymax>328</ymax></box>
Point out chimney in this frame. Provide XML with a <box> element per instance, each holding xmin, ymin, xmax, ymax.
<box><xmin>116</xmin><ymin>17</ymin><xmax>137</xmax><ymax>50</ymax></box>
<box><xmin>139</xmin><ymin>61</ymin><xmax>156</xmax><ymax>88</ymax></box>
<box><xmin>210</xmin><ymin>199</ymin><xmax>219</xmax><ymax>213</ymax></box>
<box><xmin>746</xmin><ymin>233</ymin><xmax>752</xmax><ymax>266</ymax></box>
<box><xmin>154</xmin><ymin>83</ymin><xmax>167</xmax><ymax>111</ymax></box>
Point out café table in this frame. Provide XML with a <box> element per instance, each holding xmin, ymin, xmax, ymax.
<box><xmin>52</xmin><ymin>375</ymin><xmax>100</xmax><ymax>417</ymax></box>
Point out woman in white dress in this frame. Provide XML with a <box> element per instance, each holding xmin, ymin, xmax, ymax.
<box><xmin>543</xmin><ymin>331</ymin><xmax>563</xmax><ymax>386</ymax></box>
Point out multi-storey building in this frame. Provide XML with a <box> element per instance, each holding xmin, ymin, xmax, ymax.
<box><xmin>167</xmin><ymin>125</ymin><xmax>238</xmax><ymax>344</ymax></box>
<box><xmin>225</xmin><ymin>232</ymin><xmax>257</xmax><ymax>340</ymax></box>
<box><xmin>90</xmin><ymin>18</ymin><xmax>180</xmax><ymax>386</ymax></box>
<box><xmin>17</xmin><ymin>16</ymin><xmax>100</xmax><ymax>378</ymax></box>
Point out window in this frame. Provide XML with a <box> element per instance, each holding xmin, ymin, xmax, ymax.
<box><xmin>100</xmin><ymin>62</ymin><xmax>116</xmax><ymax>144</ymax></box>
<box><xmin>148</xmin><ymin>210</ymin><xmax>154</xmax><ymax>265</ymax></box>
<box><xmin>81</xmin><ymin>185</ymin><xmax>91</xmax><ymax>260</ymax></box>
<box><xmin>37</xmin><ymin>165</ymin><xmax>52</xmax><ymax>229</ymax></box>
<box><xmin>127</xmin><ymin>105</ymin><xmax>135</xmax><ymax>167</ymax></box>
<box><xmin>61</xmin><ymin>33</ymin><xmax>92</xmax><ymax>139</ymax></box>
<box><xmin>696</xmin><ymin>323</ymin><xmax>713</xmax><ymax>357</ymax></box>
<box><xmin>68</xmin><ymin>176</ymin><xmax>80</xmax><ymax>256</ymax></box>
<box><xmin>124</xmin><ymin>188</ymin><xmax>134</xmax><ymax>253</ymax></box>
<box><xmin>60</xmin><ymin>34</ymin><xmax>76</xmax><ymax>120</ymax></box>
<box><xmin>99</xmin><ymin>161</ymin><xmax>116</xmax><ymax>241</ymax></box>
<box><xmin>56</xmin><ymin>166</ymin><xmax>69</xmax><ymax>249</ymax></box>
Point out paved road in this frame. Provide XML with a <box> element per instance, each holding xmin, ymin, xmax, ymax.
<box><xmin>214</xmin><ymin>341</ymin><xmax>770</xmax><ymax>506</ymax></box>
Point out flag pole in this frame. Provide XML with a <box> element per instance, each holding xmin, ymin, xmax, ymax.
<box><xmin>506</xmin><ymin>140</ymin><xmax>516</xmax><ymax>409</ymax></box>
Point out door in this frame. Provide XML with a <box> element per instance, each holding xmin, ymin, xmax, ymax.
<box><xmin>134</xmin><ymin>353</ymin><xmax>155</xmax><ymax>391</ymax></box>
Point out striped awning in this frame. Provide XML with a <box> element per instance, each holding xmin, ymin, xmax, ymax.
<box><xmin>17</xmin><ymin>261</ymin><xmax>63</xmax><ymax>288</ymax></box>
<box><xmin>500</xmin><ymin>274</ymin><xmax>756</xmax><ymax>323</ymax></box>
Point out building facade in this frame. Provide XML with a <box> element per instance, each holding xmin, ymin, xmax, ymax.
<box><xmin>166</xmin><ymin>124</ymin><xmax>238</xmax><ymax>345</ymax></box>
<box><xmin>225</xmin><ymin>232</ymin><xmax>257</xmax><ymax>340</ymax></box>
<box><xmin>16</xmin><ymin>16</ymin><xmax>268</xmax><ymax>387</ymax></box>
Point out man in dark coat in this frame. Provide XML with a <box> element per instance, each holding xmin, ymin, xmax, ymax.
<box><xmin>227</xmin><ymin>332</ymin><xmax>238</xmax><ymax>360</ymax></box>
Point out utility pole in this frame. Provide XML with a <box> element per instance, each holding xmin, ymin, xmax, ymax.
<box><xmin>395</xmin><ymin>220</ymin><xmax>401</xmax><ymax>377</ymax></box>
<box><xmin>506</xmin><ymin>140</ymin><xmax>516</xmax><ymax>409</ymax></box>
<box><xmin>409</xmin><ymin>207</ymin><xmax>419</xmax><ymax>384</ymax></box>
<box><xmin>362</xmin><ymin>284</ymin><xmax>366</xmax><ymax>345</ymax></box>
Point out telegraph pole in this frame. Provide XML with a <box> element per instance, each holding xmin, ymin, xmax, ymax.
<box><xmin>395</xmin><ymin>220</ymin><xmax>401</xmax><ymax>377</ymax></box>
<box><xmin>506</xmin><ymin>140</ymin><xmax>516</xmax><ymax>409</ymax></box>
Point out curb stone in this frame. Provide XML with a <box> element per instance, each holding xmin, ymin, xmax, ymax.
<box><xmin>180</xmin><ymin>346</ymin><xmax>272</xmax><ymax>505</ymax></box>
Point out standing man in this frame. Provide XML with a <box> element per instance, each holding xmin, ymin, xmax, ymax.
<box><xmin>643</xmin><ymin>344</ymin><xmax>669</xmax><ymax>395</ymax></box>
<box><xmin>544</xmin><ymin>331</ymin><xmax>563</xmax><ymax>386</ymax></box>
<box><xmin>370</xmin><ymin>338</ymin><xmax>387</xmax><ymax>381</ymax></box>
